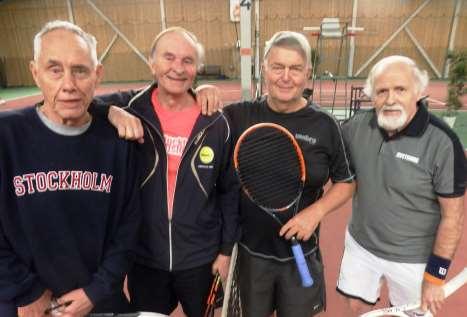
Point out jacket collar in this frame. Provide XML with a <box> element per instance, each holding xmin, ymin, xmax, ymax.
<box><xmin>371</xmin><ymin>99</ymin><xmax>430</xmax><ymax>140</ymax></box>
<box><xmin>127</xmin><ymin>81</ymin><xmax>222</xmax><ymax>134</ymax></box>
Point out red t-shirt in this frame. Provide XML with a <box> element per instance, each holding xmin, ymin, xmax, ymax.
<box><xmin>152</xmin><ymin>89</ymin><xmax>200</xmax><ymax>218</ymax></box>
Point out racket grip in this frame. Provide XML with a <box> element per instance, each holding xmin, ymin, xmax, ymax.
<box><xmin>291</xmin><ymin>237</ymin><xmax>314</xmax><ymax>287</ymax></box>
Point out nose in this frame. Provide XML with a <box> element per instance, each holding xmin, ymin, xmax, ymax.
<box><xmin>60</xmin><ymin>71</ymin><xmax>77</xmax><ymax>92</ymax></box>
<box><xmin>281</xmin><ymin>68</ymin><xmax>290</xmax><ymax>81</ymax></box>
<box><xmin>386</xmin><ymin>89</ymin><xmax>396</xmax><ymax>105</ymax></box>
<box><xmin>172</xmin><ymin>59</ymin><xmax>185</xmax><ymax>74</ymax></box>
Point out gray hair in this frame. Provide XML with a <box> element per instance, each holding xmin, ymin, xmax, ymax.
<box><xmin>364</xmin><ymin>55</ymin><xmax>429</xmax><ymax>98</ymax></box>
<box><xmin>149</xmin><ymin>26</ymin><xmax>205</xmax><ymax>71</ymax></box>
<box><xmin>33</xmin><ymin>20</ymin><xmax>98</xmax><ymax>67</ymax></box>
<box><xmin>264</xmin><ymin>31</ymin><xmax>311</xmax><ymax>67</ymax></box>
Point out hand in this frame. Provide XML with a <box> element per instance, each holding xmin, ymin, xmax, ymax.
<box><xmin>18</xmin><ymin>289</ymin><xmax>52</xmax><ymax>317</ymax></box>
<box><xmin>420</xmin><ymin>279</ymin><xmax>445</xmax><ymax>315</ymax></box>
<box><xmin>279</xmin><ymin>205</ymin><xmax>323</xmax><ymax>241</ymax></box>
<box><xmin>212</xmin><ymin>254</ymin><xmax>231</xmax><ymax>282</ymax></box>
<box><xmin>195</xmin><ymin>84</ymin><xmax>223</xmax><ymax>116</ymax></box>
<box><xmin>108</xmin><ymin>106</ymin><xmax>144</xmax><ymax>144</ymax></box>
<box><xmin>57</xmin><ymin>288</ymin><xmax>93</xmax><ymax>317</ymax></box>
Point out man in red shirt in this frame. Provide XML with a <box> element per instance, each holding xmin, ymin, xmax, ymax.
<box><xmin>100</xmin><ymin>27</ymin><xmax>239</xmax><ymax>317</ymax></box>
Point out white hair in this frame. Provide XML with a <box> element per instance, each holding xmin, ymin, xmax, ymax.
<box><xmin>33</xmin><ymin>20</ymin><xmax>98</xmax><ymax>67</ymax></box>
<box><xmin>364</xmin><ymin>55</ymin><xmax>429</xmax><ymax>98</ymax></box>
<box><xmin>149</xmin><ymin>26</ymin><xmax>205</xmax><ymax>71</ymax></box>
<box><xmin>264</xmin><ymin>31</ymin><xmax>311</xmax><ymax>67</ymax></box>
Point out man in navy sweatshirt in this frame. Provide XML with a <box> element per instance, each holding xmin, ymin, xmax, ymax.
<box><xmin>0</xmin><ymin>20</ymin><xmax>141</xmax><ymax>317</ymax></box>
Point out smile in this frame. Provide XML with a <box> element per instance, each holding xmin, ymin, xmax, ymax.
<box><xmin>382</xmin><ymin>109</ymin><xmax>401</xmax><ymax>116</ymax></box>
<box><xmin>166</xmin><ymin>76</ymin><xmax>187</xmax><ymax>82</ymax></box>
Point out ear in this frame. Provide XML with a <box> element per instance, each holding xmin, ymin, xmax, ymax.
<box><xmin>261</xmin><ymin>62</ymin><xmax>268</xmax><ymax>77</ymax></box>
<box><xmin>95</xmin><ymin>64</ymin><xmax>104</xmax><ymax>86</ymax></box>
<box><xmin>306</xmin><ymin>66</ymin><xmax>312</xmax><ymax>79</ymax></box>
<box><xmin>416</xmin><ymin>88</ymin><xmax>424</xmax><ymax>101</ymax></box>
<box><xmin>261</xmin><ymin>63</ymin><xmax>269</xmax><ymax>85</ymax></box>
<box><xmin>148</xmin><ymin>58</ymin><xmax>157</xmax><ymax>78</ymax></box>
<box><xmin>29</xmin><ymin>60</ymin><xmax>40</xmax><ymax>88</ymax></box>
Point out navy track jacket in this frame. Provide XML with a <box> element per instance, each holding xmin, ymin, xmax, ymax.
<box><xmin>98</xmin><ymin>83</ymin><xmax>240</xmax><ymax>271</ymax></box>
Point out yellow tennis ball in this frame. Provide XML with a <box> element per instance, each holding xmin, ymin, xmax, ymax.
<box><xmin>199</xmin><ymin>146</ymin><xmax>214</xmax><ymax>164</ymax></box>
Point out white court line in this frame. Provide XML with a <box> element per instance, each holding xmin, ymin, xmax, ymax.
<box><xmin>427</xmin><ymin>97</ymin><xmax>447</xmax><ymax>106</ymax></box>
<box><xmin>3</xmin><ymin>93</ymin><xmax>41</xmax><ymax>102</ymax></box>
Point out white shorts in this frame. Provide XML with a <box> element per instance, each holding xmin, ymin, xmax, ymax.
<box><xmin>337</xmin><ymin>230</ymin><xmax>426</xmax><ymax>306</ymax></box>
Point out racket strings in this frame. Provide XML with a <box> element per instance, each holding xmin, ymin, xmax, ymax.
<box><xmin>226</xmin><ymin>253</ymin><xmax>242</xmax><ymax>316</ymax></box>
<box><xmin>222</xmin><ymin>244</ymin><xmax>242</xmax><ymax>317</ymax></box>
<box><xmin>237</xmin><ymin>128</ymin><xmax>303</xmax><ymax>210</ymax></box>
<box><xmin>238</xmin><ymin>168</ymin><xmax>301</xmax><ymax>209</ymax></box>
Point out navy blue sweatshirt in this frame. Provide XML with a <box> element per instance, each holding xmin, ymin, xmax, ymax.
<box><xmin>0</xmin><ymin>105</ymin><xmax>141</xmax><ymax>307</ymax></box>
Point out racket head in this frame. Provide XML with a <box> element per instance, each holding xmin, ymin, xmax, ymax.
<box><xmin>233</xmin><ymin>123</ymin><xmax>306</xmax><ymax>212</ymax></box>
<box><xmin>360</xmin><ymin>267</ymin><xmax>467</xmax><ymax>317</ymax></box>
<box><xmin>221</xmin><ymin>243</ymin><xmax>242</xmax><ymax>317</ymax></box>
<box><xmin>359</xmin><ymin>303</ymin><xmax>430</xmax><ymax>317</ymax></box>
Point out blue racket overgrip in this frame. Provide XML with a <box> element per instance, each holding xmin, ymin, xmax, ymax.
<box><xmin>291</xmin><ymin>237</ymin><xmax>314</xmax><ymax>287</ymax></box>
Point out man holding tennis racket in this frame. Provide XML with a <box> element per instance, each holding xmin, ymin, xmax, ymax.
<box><xmin>0</xmin><ymin>21</ymin><xmax>141</xmax><ymax>317</ymax></box>
<box><xmin>221</xmin><ymin>31</ymin><xmax>355</xmax><ymax>317</ymax></box>
<box><xmin>337</xmin><ymin>55</ymin><xmax>466</xmax><ymax>316</ymax></box>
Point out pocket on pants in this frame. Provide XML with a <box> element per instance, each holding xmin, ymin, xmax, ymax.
<box><xmin>308</xmin><ymin>250</ymin><xmax>326</xmax><ymax>314</ymax></box>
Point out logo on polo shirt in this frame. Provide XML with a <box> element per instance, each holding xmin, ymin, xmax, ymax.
<box><xmin>199</xmin><ymin>146</ymin><xmax>214</xmax><ymax>164</ymax></box>
<box><xmin>395</xmin><ymin>152</ymin><xmax>419</xmax><ymax>164</ymax></box>
<box><xmin>295</xmin><ymin>133</ymin><xmax>317</xmax><ymax>145</ymax></box>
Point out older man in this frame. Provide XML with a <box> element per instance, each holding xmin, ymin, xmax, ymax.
<box><xmin>98</xmin><ymin>27</ymin><xmax>239</xmax><ymax>317</ymax></box>
<box><xmin>0</xmin><ymin>20</ymin><xmax>141</xmax><ymax>317</ymax></box>
<box><xmin>222</xmin><ymin>31</ymin><xmax>355</xmax><ymax>317</ymax></box>
<box><xmin>337</xmin><ymin>55</ymin><xmax>466</xmax><ymax>316</ymax></box>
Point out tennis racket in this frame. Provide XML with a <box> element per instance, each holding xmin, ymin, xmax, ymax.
<box><xmin>221</xmin><ymin>243</ymin><xmax>242</xmax><ymax>317</ymax></box>
<box><xmin>204</xmin><ymin>272</ymin><xmax>222</xmax><ymax>317</ymax></box>
<box><xmin>233</xmin><ymin>122</ymin><xmax>313</xmax><ymax>288</ymax></box>
<box><xmin>359</xmin><ymin>267</ymin><xmax>467</xmax><ymax>317</ymax></box>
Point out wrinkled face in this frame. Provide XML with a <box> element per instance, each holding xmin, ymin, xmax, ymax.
<box><xmin>263</xmin><ymin>46</ymin><xmax>310</xmax><ymax>110</ymax></box>
<box><xmin>149</xmin><ymin>32</ymin><xmax>198</xmax><ymax>96</ymax></box>
<box><xmin>30</xmin><ymin>29</ymin><xmax>103</xmax><ymax>126</ymax></box>
<box><xmin>373</xmin><ymin>62</ymin><xmax>421</xmax><ymax>133</ymax></box>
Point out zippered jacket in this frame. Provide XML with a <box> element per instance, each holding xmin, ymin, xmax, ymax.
<box><xmin>98</xmin><ymin>83</ymin><xmax>240</xmax><ymax>271</ymax></box>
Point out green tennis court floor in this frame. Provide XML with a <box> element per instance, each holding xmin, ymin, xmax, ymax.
<box><xmin>0</xmin><ymin>86</ymin><xmax>40</xmax><ymax>100</ymax></box>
